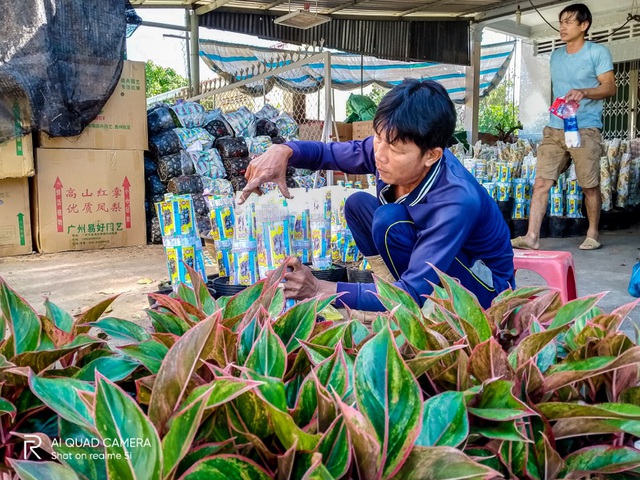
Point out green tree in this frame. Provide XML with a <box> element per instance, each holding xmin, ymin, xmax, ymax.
<box><xmin>145</xmin><ymin>61</ymin><xmax>189</xmax><ymax>98</ymax></box>
<box><xmin>478</xmin><ymin>79</ymin><xmax>520</xmax><ymax>136</ymax></box>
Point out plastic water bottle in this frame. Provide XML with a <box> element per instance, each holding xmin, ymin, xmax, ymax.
<box><xmin>563</xmin><ymin>106</ymin><xmax>581</xmax><ymax>148</ymax></box>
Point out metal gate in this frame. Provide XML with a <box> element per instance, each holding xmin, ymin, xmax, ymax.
<box><xmin>602</xmin><ymin>60</ymin><xmax>639</xmax><ymax>140</ymax></box>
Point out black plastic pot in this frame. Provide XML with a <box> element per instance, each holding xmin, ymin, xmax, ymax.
<box><xmin>511</xmin><ymin>219</ymin><xmax>529</xmax><ymax>239</ymax></box>
<box><xmin>212</xmin><ymin>276</ymin><xmax>248</xmax><ymax>298</ymax></box>
<box><xmin>538</xmin><ymin>216</ymin><xmax>550</xmax><ymax>238</ymax></box>
<box><xmin>310</xmin><ymin>263</ymin><xmax>347</xmax><ymax>282</ymax></box>
<box><xmin>497</xmin><ymin>199</ymin><xmax>515</xmax><ymax>223</ymax></box>
<box><xmin>547</xmin><ymin>216</ymin><xmax>567</xmax><ymax>238</ymax></box>
<box><xmin>346</xmin><ymin>268</ymin><xmax>374</xmax><ymax>283</ymax></box>
<box><xmin>565</xmin><ymin>217</ymin><xmax>588</xmax><ymax>237</ymax></box>
<box><xmin>147</xmin><ymin>286</ymin><xmax>173</xmax><ymax>308</ymax></box>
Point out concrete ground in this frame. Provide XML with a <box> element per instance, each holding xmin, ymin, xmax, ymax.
<box><xmin>0</xmin><ymin>224</ymin><xmax>639</xmax><ymax>333</ymax></box>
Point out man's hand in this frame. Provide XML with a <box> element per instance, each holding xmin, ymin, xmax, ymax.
<box><xmin>564</xmin><ymin>88</ymin><xmax>586</xmax><ymax>103</ymax></box>
<box><xmin>238</xmin><ymin>144</ymin><xmax>294</xmax><ymax>205</ymax></box>
<box><xmin>276</xmin><ymin>257</ymin><xmax>338</xmax><ymax>301</ymax></box>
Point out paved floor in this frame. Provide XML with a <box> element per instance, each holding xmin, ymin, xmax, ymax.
<box><xmin>0</xmin><ymin>224</ymin><xmax>638</xmax><ymax>332</ymax></box>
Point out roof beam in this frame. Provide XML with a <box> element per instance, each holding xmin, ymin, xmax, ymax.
<box><xmin>461</xmin><ymin>0</ymin><xmax>569</xmax><ymax>22</ymax></box>
<box><xmin>262</xmin><ymin>0</ymin><xmax>288</xmax><ymax>10</ymax></box>
<box><xmin>396</xmin><ymin>0</ymin><xmax>453</xmax><ymax>18</ymax></box>
<box><xmin>326</xmin><ymin>0</ymin><xmax>373</xmax><ymax>15</ymax></box>
<box><xmin>195</xmin><ymin>0</ymin><xmax>234</xmax><ymax>16</ymax></box>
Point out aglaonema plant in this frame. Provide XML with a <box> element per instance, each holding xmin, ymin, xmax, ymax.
<box><xmin>3</xmin><ymin>259</ymin><xmax>640</xmax><ymax>480</ymax></box>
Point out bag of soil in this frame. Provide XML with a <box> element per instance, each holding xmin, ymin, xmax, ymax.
<box><xmin>203</xmin><ymin>119</ymin><xmax>231</xmax><ymax>139</ymax></box>
<box><xmin>174</xmin><ymin>127</ymin><xmax>216</xmax><ymax>151</ymax></box>
<box><xmin>157</xmin><ymin>152</ymin><xmax>195</xmax><ymax>182</ymax></box>
<box><xmin>229</xmin><ymin>175</ymin><xmax>248</xmax><ymax>192</ymax></box>
<box><xmin>196</xmin><ymin>214</ymin><xmax>213</xmax><ymax>238</ymax></box>
<box><xmin>170</xmin><ymin>102</ymin><xmax>207</xmax><ymax>128</ymax></box>
<box><xmin>274</xmin><ymin>113</ymin><xmax>299</xmax><ymax>139</ymax></box>
<box><xmin>255</xmin><ymin>104</ymin><xmax>279</xmax><ymax>121</ymax></box>
<box><xmin>147</xmin><ymin>105</ymin><xmax>176</xmax><ymax>135</ymax></box>
<box><xmin>186</xmin><ymin>149</ymin><xmax>226</xmax><ymax>179</ymax></box>
<box><xmin>146</xmin><ymin>174</ymin><xmax>167</xmax><ymax>196</ymax></box>
<box><xmin>144</xmin><ymin>155</ymin><xmax>157</xmax><ymax>177</ymax></box>
<box><xmin>149</xmin><ymin>130</ymin><xmax>182</xmax><ymax>157</ymax></box>
<box><xmin>222</xmin><ymin>157</ymin><xmax>251</xmax><ymax>178</ymax></box>
<box><xmin>223</xmin><ymin>106</ymin><xmax>256</xmax><ymax>138</ymax></box>
<box><xmin>204</xmin><ymin>178</ymin><xmax>234</xmax><ymax>196</ymax></box>
<box><xmin>256</xmin><ymin>119</ymin><xmax>279</xmax><ymax>137</ymax></box>
<box><xmin>216</xmin><ymin>137</ymin><xmax>249</xmax><ymax>158</ymax></box>
<box><xmin>245</xmin><ymin>136</ymin><xmax>272</xmax><ymax>157</ymax></box>
<box><xmin>191</xmin><ymin>193</ymin><xmax>209</xmax><ymax>216</ymax></box>
<box><xmin>148</xmin><ymin>217</ymin><xmax>163</xmax><ymax>244</ymax></box>
<box><xmin>167</xmin><ymin>175</ymin><xmax>205</xmax><ymax>195</ymax></box>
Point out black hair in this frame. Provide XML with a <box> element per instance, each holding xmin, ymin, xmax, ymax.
<box><xmin>373</xmin><ymin>78</ymin><xmax>456</xmax><ymax>154</ymax></box>
<box><xmin>559</xmin><ymin>3</ymin><xmax>592</xmax><ymax>35</ymax></box>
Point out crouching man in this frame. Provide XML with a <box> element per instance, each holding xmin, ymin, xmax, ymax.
<box><xmin>239</xmin><ymin>79</ymin><xmax>515</xmax><ymax>310</ymax></box>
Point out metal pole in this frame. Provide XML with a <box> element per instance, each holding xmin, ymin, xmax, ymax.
<box><xmin>464</xmin><ymin>23</ymin><xmax>482</xmax><ymax>145</ymax></box>
<box><xmin>323</xmin><ymin>51</ymin><xmax>333</xmax><ymax>185</ymax></box>
<box><xmin>184</xmin><ymin>10</ymin><xmax>192</xmax><ymax>91</ymax></box>
<box><xmin>190</xmin><ymin>10</ymin><xmax>200</xmax><ymax>96</ymax></box>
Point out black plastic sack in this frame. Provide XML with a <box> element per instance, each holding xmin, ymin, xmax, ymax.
<box><xmin>167</xmin><ymin>175</ymin><xmax>204</xmax><ymax>195</ymax></box>
<box><xmin>286</xmin><ymin>177</ymin><xmax>298</xmax><ymax>189</ymax></box>
<box><xmin>149</xmin><ymin>130</ymin><xmax>182</xmax><ymax>158</ymax></box>
<box><xmin>256</xmin><ymin>119</ymin><xmax>279</xmax><ymax>137</ymax></box>
<box><xmin>229</xmin><ymin>175</ymin><xmax>248</xmax><ymax>192</ymax></box>
<box><xmin>144</xmin><ymin>155</ymin><xmax>157</xmax><ymax>177</ymax></box>
<box><xmin>147</xmin><ymin>217</ymin><xmax>162</xmax><ymax>244</ymax></box>
<box><xmin>196</xmin><ymin>214</ymin><xmax>212</xmax><ymax>237</ymax></box>
<box><xmin>222</xmin><ymin>157</ymin><xmax>251</xmax><ymax>178</ymax></box>
<box><xmin>191</xmin><ymin>194</ymin><xmax>209</xmax><ymax>217</ymax></box>
<box><xmin>216</xmin><ymin>137</ymin><xmax>249</xmax><ymax>159</ymax></box>
<box><xmin>157</xmin><ymin>153</ymin><xmax>195</xmax><ymax>182</ymax></box>
<box><xmin>0</xmin><ymin>0</ymin><xmax>128</xmax><ymax>142</ymax></box>
<box><xmin>203</xmin><ymin>119</ymin><xmax>230</xmax><ymax>139</ymax></box>
<box><xmin>146</xmin><ymin>174</ymin><xmax>167</xmax><ymax>196</ymax></box>
<box><xmin>147</xmin><ymin>106</ymin><xmax>176</xmax><ymax>136</ymax></box>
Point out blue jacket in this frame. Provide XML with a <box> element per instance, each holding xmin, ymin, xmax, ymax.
<box><xmin>287</xmin><ymin>137</ymin><xmax>515</xmax><ymax>311</ymax></box>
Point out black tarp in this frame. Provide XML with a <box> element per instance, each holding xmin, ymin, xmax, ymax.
<box><xmin>0</xmin><ymin>0</ymin><xmax>130</xmax><ymax>142</ymax></box>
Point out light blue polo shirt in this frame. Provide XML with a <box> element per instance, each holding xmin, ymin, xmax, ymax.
<box><xmin>548</xmin><ymin>41</ymin><xmax>613</xmax><ymax>130</ymax></box>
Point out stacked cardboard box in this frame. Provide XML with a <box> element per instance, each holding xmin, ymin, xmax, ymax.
<box><xmin>0</xmin><ymin>135</ymin><xmax>35</xmax><ymax>256</ymax></box>
<box><xmin>35</xmin><ymin>61</ymin><xmax>148</xmax><ymax>253</ymax></box>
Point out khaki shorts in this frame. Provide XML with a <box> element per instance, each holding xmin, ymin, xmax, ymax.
<box><xmin>536</xmin><ymin>126</ymin><xmax>603</xmax><ymax>188</ymax></box>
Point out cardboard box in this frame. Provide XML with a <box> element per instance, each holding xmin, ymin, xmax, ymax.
<box><xmin>0</xmin><ymin>178</ymin><xmax>32</xmax><ymax>256</ymax></box>
<box><xmin>0</xmin><ymin>134</ymin><xmax>35</xmax><ymax>179</ymax></box>
<box><xmin>34</xmin><ymin>149</ymin><xmax>146</xmax><ymax>253</ymax></box>
<box><xmin>297</xmin><ymin>121</ymin><xmax>352</xmax><ymax>142</ymax></box>
<box><xmin>333</xmin><ymin>122</ymin><xmax>352</xmax><ymax>142</ymax></box>
<box><xmin>39</xmin><ymin>61</ymin><xmax>147</xmax><ymax>151</ymax></box>
<box><xmin>352</xmin><ymin>121</ymin><xmax>374</xmax><ymax>140</ymax></box>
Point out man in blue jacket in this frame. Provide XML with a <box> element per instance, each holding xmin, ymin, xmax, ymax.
<box><xmin>239</xmin><ymin>79</ymin><xmax>514</xmax><ymax>310</ymax></box>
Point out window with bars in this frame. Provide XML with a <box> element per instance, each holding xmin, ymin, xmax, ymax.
<box><xmin>602</xmin><ymin>60</ymin><xmax>639</xmax><ymax>140</ymax></box>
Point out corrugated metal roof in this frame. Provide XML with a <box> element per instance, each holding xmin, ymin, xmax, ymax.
<box><xmin>129</xmin><ymin>0</ymin><xmax>535</xmax><ymax>21</ymax></box>
<box><xmin>199</xmin><ymin>10</ymin><xmax>470</xmax><ymax>64</ymax></box>
<box><xmin>128</xmin><ymin>0</ymin><xmax>567</xmax><ymax>64</ymax></box>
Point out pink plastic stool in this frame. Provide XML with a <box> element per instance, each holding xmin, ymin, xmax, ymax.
<box><xmin>513</xmin><ymin>250</ymin><xmax>577</xmax><ymax>304</ymax></box>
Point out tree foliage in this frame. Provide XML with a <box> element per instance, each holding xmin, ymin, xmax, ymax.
<box><xmin>145</xmin><ymin>61</ymin><xmax>188</xmax><ymax>98</ymax></box>
<box><xmin>478</xmin><ymin>79</ymin><xmax>520</xmax><ymax>135</ymax></box>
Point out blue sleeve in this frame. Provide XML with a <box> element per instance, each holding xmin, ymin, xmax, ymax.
<box><xmin>285</xmin><ymin>137</ymin><xmax>377</xmax><ymax>174</ymax></box>
<box><xmin>335</xmin><ymin>184</ymin><xmax>481</xmax><ymax>311</ymax></box>
<box><xmin>593</xmin><ymin>44</ymin><xmax>613</xmax><ymax>77</ymax></box>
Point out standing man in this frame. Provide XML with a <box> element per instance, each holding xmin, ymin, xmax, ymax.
<box><xmin>512</xmin><ymin>3</ymin><xmax>615</xmax><ymax>251</ymax></box>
